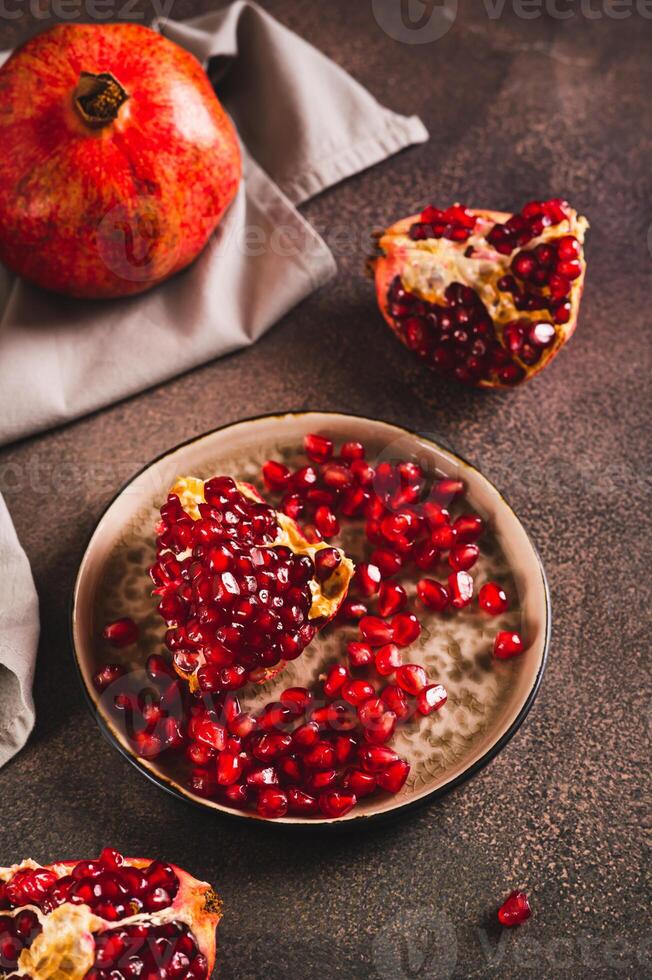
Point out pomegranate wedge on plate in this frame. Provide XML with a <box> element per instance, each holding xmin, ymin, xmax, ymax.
<box><xmin>150</xmin><ymin>476</ymin><xmax>354</xmax><ymax>694</ymax></box>
<box><xmin>0</xmin><ymin>850</ymin><xmax>220</xmax><ymax>977</ymax></box>
<box><xmin>371</xmin><ymin>198</ymin><xmax>588</xmax><ymax>387</ymax></box>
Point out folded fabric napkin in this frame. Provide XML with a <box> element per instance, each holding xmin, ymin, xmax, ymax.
<box><xmin>0</xmin><ymin>2</ymin><xmax>428</xmax><ymax>765</ymax></box>
<box><xmin>0</xmin><ymin>0</ymin><xmax>427</xmax><ymax>448</ymax></box>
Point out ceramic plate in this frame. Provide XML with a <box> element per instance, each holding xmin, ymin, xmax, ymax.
<box><xmin>71</xmin><ymin>412</ymin><xmax>550</xmax><ymax>826</ymax></box>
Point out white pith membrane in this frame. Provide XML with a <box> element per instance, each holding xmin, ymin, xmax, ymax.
<box><xmin>378</xmin><ymin>207</ymin><xmax>589</xmax><ymax>380</ymax></box>
<box><xmin>161</xmin><ymin>477</ymin><xmax>354</xmax><ymax>688</ymax></box>
<box><xmin>0</xmin><ymin>859</ymin><xmax>218</xmax><ymax>980</ymax></box>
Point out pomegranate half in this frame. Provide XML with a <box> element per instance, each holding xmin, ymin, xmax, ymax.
<box><xmin>371</xmin><ymin>198</ymin><xmax>588</xmax><ymax>386</ymax></box>
<box><xmin>151</xmin><ymin>476</ymin><xmax>354</xmax><ymax>694</ymax></box>
<box><xmin>0</xmin><ymin>850</ymin><xmax>220</xmax><ymax>977</ymax></box>
<box><xmin>0</xmin><ymin>23</ymin><xmax>241</xmax><ymax>298</ymax></box>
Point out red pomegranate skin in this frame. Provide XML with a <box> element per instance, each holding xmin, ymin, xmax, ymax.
<box><xmin>0</xmin><ymin>23</ymin><xmax>242</xmax><ymax>298</ymax></box>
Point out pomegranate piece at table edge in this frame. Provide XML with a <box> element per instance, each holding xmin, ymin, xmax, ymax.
<box><xmin>149</xmin><ymin>475</ymin><xmax>354</xmax><ymax>695</ymax></box>
<box><xmin>0</xmin><ymin>22</ymin><xmax>241</xmax><ymax>299</ymax></box>
<box><xmin>370</xmin><ymin>198</ymin><xmax>589</xmax><ymax>387</ymax></box>
<box><xmin>0</xmin><ymin>849</ymin><xmax>220</xmax><ymax>977</ymax></box>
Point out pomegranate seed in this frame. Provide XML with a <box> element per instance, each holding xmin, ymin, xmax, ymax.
<box><xmin>413</xmin><ymin>539</ymin><xmax>439</xmax><ymax>571</ymax></box>
<box><xmin>381</xmin><ymin>683</ymin><xmax>410</xmax><ymax>720</ymax></box>
<box><xmin>333</xmin><ymin>735</ymin><xmax>357</xmax><ymax>765</ymax></box>
<box><xmin>340</xmin><ymin>486</ymin><xmax>369</xmax><ymax>516</ymax></box>
<box><xmin>453</xmin><ymin>514</ymin><xmax>484</xmax><ymax>542</ymax></box>
<box><xmin>291</xmin><ymin>466</ymin><xmax>318</xmax><ymax>493</ymax></box>
<box><xmin>303</xmin><ymin>741</ymin><xmax>336</xmax><ymax>770</ymax></box>
<box><xmin>280</xmin><ymin>687</ymin><xmax>312</xmax><ymax>714</ymax></box>
<box><xmin>351</xmin><ymin>459</ymin><xmax>375</xmax><ymax>487</ymax></box>
<box><xmin>395</xmin><ymin>664</ymin><xmax>427</xmax><ymax>695</ymax></box>
<box><xmin>556</xmin><ymin>258</ymin><xmax>582</xmax><ymax>280</ymax></box>
<box><xmin>417</xmin><ymin>578</ymin><xmax>449</xmax><ymax>612</ymax></box>
<box><xmin>378</xmin><ymin>581</ymin><xmax>407</xmax><ymax>617</ymax></box>
<box><xmin>292</xmin><ymin>721</ymin><xmax>320</xmax><ymax>749</ymax></box>
<box><xmin>195</xmin><ymin>718</ymin><xmax>227</xmax><ymax>751</ymax></box>
<box><xmin>341</xmin><ymin>679</ymin><xmax>375</xmax><ymax>706</ymax></box>
<box><xmin>449</xmin><ymin>543</ymin><xmax>479</xmax><ymax>571</ymax></box>
<box><xmin>304</xmin><ymin>433</ymin><xmax>333</xmax><ymax>464</ymax></box>
<box><xmin>307</xmin><ymin>769</ymin><xmax>338</xmax><ymax>792</ymax></box>
<box><xmin>257</xmin><ymin>787</ymin><xmax>288</xmax><ymax>819</ymax></box>
<box><xmin>377</xmin><ymin>759</ymin><xmax>410</xmax><ymax>794</ymax></box>
<box><xmin>262</xmin><ymin>459</ymin><xmax>291</xmax><ymax>490</ymax></box>
<box><xmin>432</xmin><ymin>479</ymin><xmax>464</xmax><ymax>504</ymax></box>
<box><xmin>322</xmin><ymin>463</ymin><xmax>353</xmax><ymax>489</ymax></box>
<box><xmin>479</xmin><ymin>582</ymin><xmax>509</xmax><ymax>615</ymax></box>
<box><xmin>362</xmin><ymin>707</ymin><xmax>396</xmax><ymax>744</ymax></box>
<box><xmin>340</xmin><ymin>600</ymin><xmax>368</xmax><ymax>621</ymax></box>
<box><xmin>93</xmin><ymin>663</ymin><xmax>126</xmax><ymax>692</ymax></box>
<box><xmin>498</xmin><ymin>890</ymin><xmax>531</xmax><ymax>926</ymax></box>
<box><xmin>281</xmin><ymin>492</ymin><xmax>303</xmax><ymax>519</ymax></box>
<box><xmin>417</xmin><ymin>684</ymin><xmax>448</xmax><ymax>715</ymax></box>
<box><xmin>246</xmin><ymin>766</ymin><xmax>279</xmax><ymax>787</ymax></box>
<box><xmin>355</xmin><ymin>562</ymin><xmax>382</xmax><ymax>596</ymax></box>
<box><xmin>423</xmin><ymin>501</ymin><xmax>450</xmax><ymax>527</ymax></box>
<box><xmin>217</xmin><ymin>751</ymin><xmax>243</xmax><ymax>786</ymax></box>
<box><xmin>430</xmin><ymin>525</ymin><xmax>456</xmax><ymax>550</ymax></box>
<box><xmin>287</xmin><ymin>787</ymin><xmax>319</xmax><ymax>815</ymax></box>
<box><xmin>370</xmin><ymin>548</ymin><xmax>403</xmax><ymax>577</ymax></box>
<box><xmin>374</xmin><ymin>643</ymin><xmax>402</xmax><ymax>676</ymax></box>
<box><xmin>359</xmin><ymin>616</ymin><xmax>394</xmax><ymax>646</ymax></box>
<box><xmin>391</xmin><ymin>613</ymin><xmax>421</xmax><ymax>647</ymax></box>
<box><xmin>318</xmin><ymin>790</ymin><xmax>357</xmax><ymax>818</ymax></box>
<box><xmin>314</xmin><ymin>505</ymin><xmax>339</xmax><ymax>538</ymax></box>
<box><xmin>557</xmin><ymin>235</ymin><xmax>580</xmax><ymax>260</ymax></box>
<box><xmin>314</xmin><ymin>547</ymin><xmax>342</xmax><ymax>581</ymax></box>
<box><xmin>347</xmin><ymin>641</ymin><xmax>374</xmax><ymax>668</ymax></box>
<box><xmin>323</xmin><ymin>664</ymin><xmax>349</xmax><ymax>697</ymax></box>
<box><xmin>358</xmin><ymin>744</ymin><xmax>399</xmax><ymax>772</ymax></box>
<box><xmin>102</xmin><ymin>617</ymin><xmax>138</xmax><ymax>648</ymax></box>
<box><xmin>343</xmin><ymin>769</ymin><xmax>377</xmax><ymax>797</ymax></box>
<box><xmin>448</xmin><ymin>571</ymin><xmax>474</xmax><ymax>608</ymax></box>
<box><xmin>340</xmin><ymin>441</ymin><xmax>365</xmax><ymax>461</ymax></box>
<box><xmin>493</xmin><ymin>631</ymin><xmax>524</xmax><ymax>659</ymax></box>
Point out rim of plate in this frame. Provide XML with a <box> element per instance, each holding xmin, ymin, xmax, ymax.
<box><xmin>71</xmin><ymin>410</ymin><xmax>551</xmax><ymax>829</ymax></box>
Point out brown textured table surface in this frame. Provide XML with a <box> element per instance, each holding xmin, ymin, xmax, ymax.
<box><xmin>1</xmin><ymin>2</ymin><xmax>650</xmax><ymax>977</ymax></box>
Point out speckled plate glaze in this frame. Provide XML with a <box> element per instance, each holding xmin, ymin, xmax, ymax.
<box><xmin>71</xmin><ymin>412</ymin><xmax>550</xmax><ymax>826</ymax></box>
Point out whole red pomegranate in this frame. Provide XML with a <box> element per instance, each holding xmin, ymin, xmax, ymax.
<box><xmin>0</xmin><ymin>849</ymin><xmax>221</xmax><ymax>976</ymax></box>
<box><xmin>371</xmin><ymin>198</ymin><xmax>588</xmax><ymax>387</ymax></box>
<box><xmin>0</xmin><ymin>23</ymin><xmax>241</xmax><ymax>298</ymax></box>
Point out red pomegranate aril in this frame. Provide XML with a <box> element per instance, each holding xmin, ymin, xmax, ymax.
<box><xmin>340</xmin><ymin>486</ymin><xmax>369</xmax><ymax>517</ymax></box>
<box><xmin>362</xmin><ymin>708</ymin><xmax>397</xmax><ymax>745</ymax></box>
<box><xmin>340</xmin><ymin>599</ymin><xmax>368</xmax><ymax>621</ymax></box>
<box><xmin>102</xmin><ymin>617</ymin><xmax>139</xmax><ymax>648</ymax></box>
<box><xmin>374</xmin><ymin>643</ymin><xmax>402</xmax><ymax>676</ymax></box>
<box><xmin>291</xmin><ymin>466</ymin><xmax>318</xmax><ymax>493</ymax></box>
<box><xmin>314</xmin><ymin>547</ymin><xmax>342</xmax><ymax>581</ymax></box>
<box><xmin>322</xmin><ymin>463</ymin><xmax>353</xmax><ymax>490</ymax></box>
<box><xmin>333</xmin><ymin>735</ymin><xmax>357</xmax><ymax>766</ymax></box>
<box><xmin>359</xmin><ymin>616</ymin><xmax>394</xmax><ymax>646</ymax></box>
<box><xmin>343</xmin><ymin>769</ymin><xmax>377</xmax><ymax>797</ymax></box>
<box><xmin>314</xmin><ymin>505</ymin><xmax>339</xmax><ymax>538</ymax></box>
<box><xmin>391</xmin><ymin>613</ymin><xmax>421</xmax><ymax>647</ymax></box>
<box><xmin>256</xmin><ymin>787</ymin><xmax>288</xmax><ymax>819</ymax></box>
<box><xmin>432</xmin><ymin>479</ymin><xmax>464</xmax><ymax>504</ymax></box>
<box><xmin>307</xmin><ymin>768</ymin><xmax>338</xmax><ymax>792</ymax></box>
<box><xmin>323</xmin><ymin>664</ymin><xmax>350</xmax><ymax>698</ymax></box>
<box><xmin>413</xmin><ymin>539</ymin><xmax>439</xmax><ymax>571</ymax></box>
<box><xmin>93</xmin><ymin>663</ymin><xmax>126</xmax><ymax>692</ymax></box>
<box><xmin>340</xmin><ymin>441</ymin><xmax>366</xmax><ymax>461</ymax></box>
<box><xmin>377</xmin><ymin>759</ymin><xmax>410</xmax><ymax>794</ymax></box>
<box><xmin>281</xmin><ymin>492</ymin><xmax>303</xmax><ymax>519</ymax></box>
<box><xmin>449</xmin><ymin>543</ymin><xmax>479</xmax><ymax>572</ymax></box>
<box><xmin>378</xmin><ymin>581</ymin><xmax>407</xmax><ymax>617</ymax></box>
<box><xmin>479</xmin><ymin>582</ymin><xmax>509</xmax><ymax>615</ymax></box>
<box><xmin>280</xmin><ymin>687</ymin><xmax>312</xmax><ymax>714</ymax></box>
<box><xmin>246</xmin><ymin>766</ymin><xmax>279</xmax><ymax>787</ymax></box>
<box><xmin>355</xmin><ymin>562</ymin><xmax>382</xmax><ymax>596</ymax></box>
<box><xmin>303</xmin><ymin>741</ymin><xmax>336</xmax><ymax>770</ymax></box>
<box><xmin>351</xmin><ymin>459</ymin><xmax>375</xmax><ymax>487</ymax></box>
<box><xmin>347</xmin><ymin>641</ymin><xmax>374</xmax><ymax>668</ymax></box>
<box><xmin>448</xmin><ymin>571</ymin><xmax>474</xmax><ymax>608</ymax></box>
<box><xmin>395</xmin><ymin>664</ymin><xmax>427</xmax><ymax>695</ymax></box>
<box><xmin>453</xmin><ymin>514</ymin><xmax>484</xmax><ymax>543</ymax></box>
<box><xmin>416</xmin><ymin>578</ymin><xmax>449</xmax><ymax>612</ymax></box>
<box><xmin>498</xmin><ymin>890</ymin><xmax>532</xmax><ymax>926</ymax></box>
<box><xmin>303</xmin><ymin>433</ymin><xmax>334</xmax><ymax>464</ymax></box>
<box><xmin>380</xmin><ymin>684</ymin><xmax>410</xmax><ymax>720</ymax></box>
<box><xmin>358</xmin><ymin>744</ymin><xmax>399</xmax><ymax>773</ymax></box>
<box><xmin>262</xmin><ymin>460</ymin><xmax>291</xmax><ymax>490</ymax></box>
<box><xmin>318</xmin><ymin>790</ymin><xmax>357</xmax><ymax>818</ymax></box>
<box><xmin>341</xmin><ymin>679</ymin><xmax>375</xmax><ymax>706</ymax></box>
<box><xmin>370</xmin><ymin>548</ymin><xmax>403</xmax><ymax>577</ymax></box>
<box><xmin>494</xmin><ymin>631</ymin><xmax>524</xmax><ymax>659</ymax></box>
<box><xmin>556</xmin><ymin>258</ymin><xmax>582</xmax><ymax>280</ymax></box>
<box><xmin>417</xmin><ymin>684</ymin><xmax>448</xmax><ymax>715</ymax></box>
<box><xmin>287</xmin><ymin>787</ymin><xmax>319</xmax><ymax>815</ymax></box>
<box><xmin>292</xmin><ymin>721</ymin><xmax>320</xmax><ymax>749</ymax></box>
<box><xmin>430</xmin><ymin>525</ymin><xmax>456</xmax><ymax>550</ymax></box>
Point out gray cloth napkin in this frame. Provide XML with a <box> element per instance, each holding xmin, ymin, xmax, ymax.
<box><xmin>0</xmin><ymin>1</ymin><xmax>428</xmax><ymax>766</ymax></box>
<box><xmin>0</xmin><ymin>495</ymin><xmax>38</xmax><ymax>767</ymax></box>
<box><xmin>0</xmin><ymin>1</ymin><xmax>428</xmax><ymax>447</ymax></box>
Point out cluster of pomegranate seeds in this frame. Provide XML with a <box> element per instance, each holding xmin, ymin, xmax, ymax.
<box><xmin>409</xmin><ymin>204</ymin><xmax>477</xmax><ymax>242</ymax></box>
<box><xmin>498</xmin><ymin>890</ymin><xmax>532</xmax><ymax>926</ymax></box>
<box><xmin>0</xmin><ymin>851</ymin><xmax>208</xmax><ymax>978</ymax></box>
<box><xmin>486</xmin><ymin>198</ymin><xmax>570</xmax><ymax>253</ymax></box>
<box><xmin>149</xmin><ymin>477</ymin><xmax>323</xmax><ymax>693</ymax></box>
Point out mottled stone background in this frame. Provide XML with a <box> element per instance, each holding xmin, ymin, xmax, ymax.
<box><xmin>0</xmin><ymin>2</ymin><xmax>650</xmax><ymax>978</ymax></box>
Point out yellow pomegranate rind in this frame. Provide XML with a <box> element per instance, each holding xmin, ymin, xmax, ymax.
<box><xmin>165</xmin><ymin>476</ymin><xmax>354</xmax><ymax>687</ymax></box>
<box><xmin>1</xmin><ymin>858</ymin><xmax>221</xmax><ymax>978</ymax></box>
<box><xmin>372</xmin><ymin>205</ymin><xmax>589</xmax><ymax>388</ymax></box>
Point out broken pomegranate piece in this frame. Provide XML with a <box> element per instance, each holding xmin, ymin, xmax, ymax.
<box><xmin>0</xmin><ymin>850</ymin><xmax>220</xmax><ymax>977</ymax></box>
<box><xmin>371</xmin><ymin>197</ymin><xmax>588</xmax><ymax>386</ymax></box>
<box><xmin>150</xmin><ymin>476</ymin><xmax>354</xmax><ymax>693</ymax></box>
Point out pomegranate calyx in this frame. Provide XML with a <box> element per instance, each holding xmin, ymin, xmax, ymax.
<box><xmin>74</xmin><ymin>71</ymin><xmax>128</xmax><ymax>127</ymax></box>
